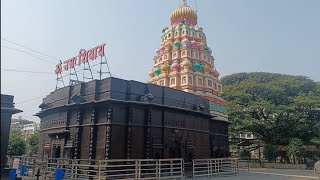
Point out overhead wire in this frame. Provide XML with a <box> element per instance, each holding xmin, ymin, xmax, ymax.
<box><xmin>16</xmin><ymin>95</ymin><xmax>47</xmax><ymax>104</ymax></box>
<box><xmin>1</xmin><ymin>46</ymin><xmax>56</xmax><ymax>65</ymax></box>
<box><xmin>1</xmin><ymin>38</ymin><xmax>62</xmax><ymax>61</ymax></box>
<box><xmin>1</xmin><ymin>68</ymin><xmax>53</xmax><ymax>74</ymax></box>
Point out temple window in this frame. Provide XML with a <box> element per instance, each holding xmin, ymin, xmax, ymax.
<box><xmin>170</xmin><ymin>78</ymin><xmax>175</xmax><ymax>85</ymax></box>
<box><xmin>219</xmin><ymin>85</ymin><xmax>222</xmax><ymax>92</ymax></box>
<box><xmin>208</xmin><ymin>80</ymin><xmax>213</xmax><ymax>87</ymax></box>
<box><xmin>186</xmin><ymin>30</ymin><xmax>189</xmax><ymax>35</ymax></box>
<box><xmin>187</xmin><ymin>51</ymin><xmax>191</xmax><ymax>57</ymax></box>
<box><xmin>213</xmin><ymin>83</ymin><xmax>217</xmax><ymax>89</ymax></box>
<box><xmin>160</xmin><ymin>58</ymin><xmax>162</xmax><ymax>62</ymax></box>
<box><xmin>192</xmin><ymin>32</ymin><xmax>195</xmax><ymax>36</ymax></box>
<box><xmin>182</xmin><ymin>30</ymin><xmax>185</xmax><ymax>35</ymax></box>
<box><xmin>164</xmin><ymin>55</ymin><xmax>167</xmax><ymax>59</ymax></box>
<box><xmin>182</xmin><ymin>51</ymin><xmax>186</xmax><ymax>56</ymax></box>
<box><xmin>198</xmin><ymin>78</ymin><xmax>203</xmax><ymax>86</ymax></box>
<box><xmin>175</xmin><ymin>31</ymin><xmax>179</xmax><ymax>37</ymax></box>
<box><xmin>182</xmin><ymin>76</ymin><xmax>187</xmax><ymax>85</ymax></box>
<box><xmin>174</xmin><ymin>52</ymin><xmax>177</xmax><ymax>58</ymax></box>
<box><xmin>188</xmin><ymin>77</ymin><xmax>193</xmax><ymax>85</ymax></box>
<box><xmin>160</xmin><ymin>80</ymin><xmax>165</xmax><ymax>86</ymax></box>
<box><xmin>168</xmin><ymin>33</ymin><xmax>171</xmax><ymax>38</ymax></box>
<box><xmin>162</xmin><ymin>38</ymin><xmax>164</xmax><ymax>43</ymax></box>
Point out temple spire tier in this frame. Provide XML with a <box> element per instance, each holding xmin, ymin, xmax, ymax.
<box><xmin>148</xmin><ymin>2</ymin><xmax>226</xmax><ymax>113</ymax></box>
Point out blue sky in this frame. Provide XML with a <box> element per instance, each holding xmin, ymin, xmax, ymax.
<box><xmin>1</xmin><ymin>0</ymin><xmax>319</xmax><ymax>122</ymax></box>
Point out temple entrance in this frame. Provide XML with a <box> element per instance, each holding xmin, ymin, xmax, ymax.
<box><xmin>167</xmin><ymin>139</ymin><xmax>182</xmax><ymax>159</ymax></box>
<box><xmin>185</xmin><ymin>141</ymin><xmax>195</xmax><ymax>162</ymax></box>
<box><xmin>52</xmin><ymin>144</ymin><xmax>61</xmax><ymax>158</ymax></box>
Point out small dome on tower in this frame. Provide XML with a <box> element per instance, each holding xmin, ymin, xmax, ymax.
<box><xmin>149</xmin><ymin>70</ymin><xmax>155</xmax><ymax>78</ymax></box>
<box><xmin>181</xmin><ymin>60</ymin><xmax>192</xmax><ymax>67</ymax></box>
<box><xmin>160</xmin><ymin>46</ymin><xmax>165</xmax><ymax>52</ymax></box>
<box><xmin>182</xmin><ymin>38</ymin><xmax>191</xmax><ymax>47</ymax></box>
<box><xmin>213</xmin><ymin>68</ymin><xmax>220</xmax><ymax>78</ymax></box>
<box><xmin>191</xmin><ymin>40</ymin><xmax>197</xmax><ymax>47</ymax></box>
<box><xmin>171</xmin><ymin>62</ymin><xmax>180</xmax><ymax>71</ymax></box>
<box><xmin>155</xmin><ymin>49</ymin><xmax>160</xmax><ymax>54</ymax></box>
<box><xmin>170</xmin><ymin>1</ymin><xmax>198</xmax><ymax>26</ymax></box>
<box><xmin>154</xmin><ymin>67</ymin><xmax>161</xmax><ymax>76</ymax></box>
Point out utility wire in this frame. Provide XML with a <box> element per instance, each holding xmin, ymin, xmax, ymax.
<box><xmin>1</xmin><ymin>68</ymin><xmax>53</xmax><ymax>74</ymax></box>
<box><xmin>1</xmin><ymin>46</ymin><xmax>56</xmax><ymax>65</ymax></box>
<box><xmin>16</xmin><ymin>95</ymin><xmax>47</xmax><ymax>104</ymax></box>
<box><xmin>1</xmin><ymin>38</ymin><xmax>62</xmax><ymax>61</ymax></box>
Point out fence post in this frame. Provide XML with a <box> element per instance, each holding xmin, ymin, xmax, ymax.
<box><xmin>192</xmin><ymin>160</ymin><xmax>195</xmax><ymax>178</ymax></box>
<box><xmin>98</xmin><ymin>161</ymin><xmax>101</xmax><ymax>180</ymax></box>
<box><xmin>134</xmin><ymin>160</ymin><xmax>139</xmax><ymax>179</ymax></box>
<box><xmin>181</xmin><ymin>159</ymin><xmax>183</xmax><ymax>178</ymax></box>
<box><xmin>32</xmin><ymin>158</ymin><xmax>36</xmax><ymax>177</ymax></box>
<box><xmin>210</xmin><ymin>159</ymin><xmax>213</xmax><ymax>177</ymax></box>
<box><xmin>170</xmin><ymin>160</ymin><xmax>173</xmax><ymax>176</ymax></box>
<box><xmin>158</xmin><ymin>160</ymin><xmax>161</xmax><ymax>179</ymax></box>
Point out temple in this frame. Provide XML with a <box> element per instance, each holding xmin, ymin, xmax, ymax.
<box><xmin>148</xmin><ymin>0</ymin><xmax>227</xmax><ymax>120</ymax></box>
<box><xmin>37</xmin><ymin>0</ymin><xmax>230</xmax><ymax>162</ymax></box>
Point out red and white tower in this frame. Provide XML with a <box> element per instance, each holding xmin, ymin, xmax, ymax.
<box><xmin>148</xmin><ymin>0</ymin><xmax>227</xmax><ymax>118</ymax></box>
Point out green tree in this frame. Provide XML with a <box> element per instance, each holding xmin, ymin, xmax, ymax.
<box><xmin>28</xmin><ymin>132</ymin><xmax>40</xmax><ymax>156</ymax></box>
<box><xmin>239</xmin><ymin>149</ymin><xmax>251</xmax><ymax>160</ymax></box>
<box><xmin>221</xmin><ymin>72</ymin><xmax>320</xmax><ymax>146</ymax></box>
<box><xmin>7</xmin><ymin>131</ymin><xmax>26</xmax><ymax>156</ymax></box>
<box><xmin>263</xmin><ymin>144</ymin><xmax>278</xmax><ymax>162</ymax></box>
<box><xmin>287</xmin><ymin>138</ymin><xmax>305</xmax><ymax>164</ymax></box>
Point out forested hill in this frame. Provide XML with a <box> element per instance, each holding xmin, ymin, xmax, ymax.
<box><xmin>220</xmin><ymin>72</ymin><xmax>320</xmax><ymax>145</ymax></box>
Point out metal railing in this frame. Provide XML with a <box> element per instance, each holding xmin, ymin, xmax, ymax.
<box><xmin>43</xmin><ymin>158</ymin><xmax>184</xmax><ymax>179</ymax></box>
<box><xmin>237</xmin><ymin>160</ymin><xmax>250</xmax><ymax>171</ymax></box>
<box><xmin>7</xmin><ymin>156</ymin><xmax>244</xmax><ymax>179</ymax></box>
<box><xmin>192</xmin><ymin>158</ymin><xmax>238</xmax><ymax>178</ymax></box>
<box><xmin>7</xmin><ymin>156</ymin><xmax>39</xmax><ymax>176</ymax></box>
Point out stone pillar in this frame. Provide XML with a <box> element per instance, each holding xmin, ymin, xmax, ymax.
<box><xmin>1</xmin><ymin>94</ymin><xmax>22</xmax><ymax>177</ymax></box>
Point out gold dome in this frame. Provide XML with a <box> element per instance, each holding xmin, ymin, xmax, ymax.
<box><xmin>170</xmin><ymin>3</ymin><xmax>198</xmax><ymax>26</ymax></box>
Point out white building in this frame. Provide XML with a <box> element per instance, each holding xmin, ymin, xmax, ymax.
<box><xmin>21</xmin><ymin>123</ymin><xmax>40</xmax><ymax>140</ymax></box>
<box><xmin>10</xmin><ymin>116</ymin><xmax>40</xmax><ymax>140</ymax></box>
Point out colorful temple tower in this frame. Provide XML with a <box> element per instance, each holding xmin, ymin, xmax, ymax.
<box><xmin>148</xmin><ymin>0</ymin><xmax>227</xmax><ymax>119</ymax></box>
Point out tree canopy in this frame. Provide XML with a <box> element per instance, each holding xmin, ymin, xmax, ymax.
<box><xmin>221</xmin><ymin>72</ymin><xmax>320</xmax><ymax>145</ymax></box>
<box><xmin>7</xmin><ymin>130</ymin><xmax>26</xmax><ymax>156</ymax></box>
<box><xmin>28</xmin><ymin>132</ymin><xmax>40</xmax><ymax>156</ymax></box>
<box><xmin>287</xmin><ymin>138</ymin><xmax>305</xmax><ymax>164</ymax></box>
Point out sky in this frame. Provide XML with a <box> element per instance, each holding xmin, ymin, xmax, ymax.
<box><xmin>1</xmin><ymin>0</ymin><xmax>320</xmax><ymax>123</ymax></box>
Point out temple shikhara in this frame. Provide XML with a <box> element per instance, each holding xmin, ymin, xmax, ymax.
<box><xmin>148</xmin><ymin>0</ymin><xmax>227</xmax><ymax>120</ymax></box>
